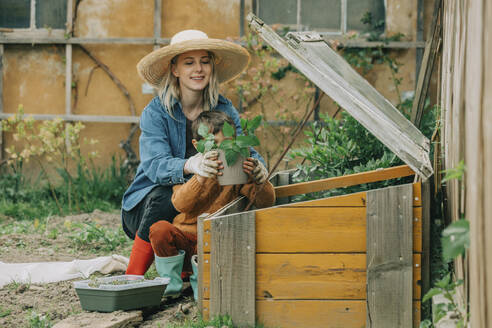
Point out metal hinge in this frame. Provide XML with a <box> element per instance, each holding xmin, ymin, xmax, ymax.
<box><xmin>287</xmin><ymin>32</ymin><xmax>323</xmax><ymax>43</ymax></box>
<box><xmin>247</xmin><ymin>13</ymin><xmax>264</xmax><ymax>28</ymax></box>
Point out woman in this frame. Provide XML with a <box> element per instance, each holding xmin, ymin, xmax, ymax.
<box><xmin>121</xmin><ymin>30</ymin><xmax>268</xmax><ymax>277</ymax></box>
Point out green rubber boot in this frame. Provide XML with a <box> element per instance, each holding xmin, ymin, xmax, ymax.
<box><xmin>190</xmin><ymin>255</ymin><xmax>198</xmax><ymax>301</ymax></box>
<box><xmin>155</xmin><ymin>250</ymin><xmax>185</xmax><ymax>296</ymax></box>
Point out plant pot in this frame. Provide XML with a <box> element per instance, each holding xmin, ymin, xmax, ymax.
<box><xmin>217</xmin><ymin>149</ymin><xmax>249</xmax><ymax>186</ymax></box>
<box><xmin>73</xmin><ymin>275</ymin><xmax>169</xmax><ymax>312</ymax></box>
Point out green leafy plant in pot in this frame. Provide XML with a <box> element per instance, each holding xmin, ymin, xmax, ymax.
<box><xmin>196</xmin><ymin>115</ymin><xmax>262</xmax><ymax>186</ymax></box>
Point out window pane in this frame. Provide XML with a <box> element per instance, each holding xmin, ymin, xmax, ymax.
<box><xmin>347</xmin><ymin>0</ymin><xmax>385</xmax><ymax>32</ymax></box>
<box><xmin>0</xmin><ymin>0</ymin><xmax>30</xmax><ymax>28</ymax></box>
<box><xmin>258</xmin><ymin>0</ymin><xmax>297</xmax><ymax>26</ymax></box>
<box><xmin>301</xmin><ymin>0</ymin><xmax>341</xmax><ymax>32</ymax></box>
<box><xmin>36</xmin><ymin>0</ymin><xmax>67</xmax><ymax>29</ymax></box>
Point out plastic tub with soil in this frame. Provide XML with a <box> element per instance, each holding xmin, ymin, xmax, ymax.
<box><xmin>74</xmin><ymin>275</ymin><xmax>170</xmax><ymax>312</ymax></box>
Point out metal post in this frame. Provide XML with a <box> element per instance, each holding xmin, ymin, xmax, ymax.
<box><xmin>30</xmin><ymin>0</ymin><xmax>36</xmax><ymax>30</ymax></box>
<box><xmin>341</xmin><ymin>0</ymin><xmax>347</xmax><ymax>34</ymax></box>
<box><xmin>65</xmin><ymin>0</ymin><xmax>73</xmax><ymax>147</ymax></box>
<box><xmin>314</xmin><ymin>86</ymin><xmax>320</xmax><ymax>121</ymax></box>
<box><xmin>0</xmin><ymin>44</ymin><xmax>3</xmax><ymax>161</ymax></box>
<box><xmin>65</xmin><ymin>0</ymin><xmax>73</xmax><ymax>116</ymax></box>
<box><xmin>240</xmin><ymin>0</ymin><xmax>245</xmax><ymax>37</ymax></box>
<box><xmin>416</xmin><ymin>0</ymin><xmax>424</xmax><ymax>87</ymax></box>
<box><xmin>296</xmin><ymin>0</ymin><xmax>301</xmax><ymax>31</ymax></box>
<box><xmin>154</xmin><ymin>0</ymin><xmax>162</xmax><ymax>51</ymax></box>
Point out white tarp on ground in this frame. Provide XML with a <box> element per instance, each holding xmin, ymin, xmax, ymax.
<box><xmin>0</xmin><ymin>255</ymin><xmax>129</xmax><ymax>288</ymax></box>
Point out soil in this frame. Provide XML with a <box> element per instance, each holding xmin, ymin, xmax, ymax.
<box><xmin>0</xmin><ymin>210</ymin><xmax>197</xmax><ymax>327</ymax></box>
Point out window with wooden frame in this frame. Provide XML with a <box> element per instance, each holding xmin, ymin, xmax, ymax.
<box><xmin>255</xmin><ymin>0</ymin><xmax>385</xmax><ymax>35</ymax></box>
<box><xmin>0</xmin><ymin>0</ymin><xmax>67</xmax><ymax>37</ymax></box>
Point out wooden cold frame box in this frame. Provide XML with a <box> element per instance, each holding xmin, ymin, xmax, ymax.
<box><xmin>197</xmin><ymin>165</ymin><xmax>431</xmax><ymax>328</ymax></box>
<box><xmin>195</xmin><ymin>14</ymin><xmax>434</xmax><ymax>327</ymax></box>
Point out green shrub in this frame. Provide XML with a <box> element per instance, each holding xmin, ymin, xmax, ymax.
<box><xmin>0</xmin><ymin>106</ymin><xmax>135</xmax><ymax>220</ymax></box>
<box><xmin>288</xmin><ymin>111</ymin><xmax>407</xmax><ymax>200</ymax></box>
<box><xmin>288</xmin><ymin>99</ymin><xmax>437</xmax><ymax>201</ymax></box>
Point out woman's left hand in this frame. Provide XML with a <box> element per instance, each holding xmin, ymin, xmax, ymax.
<box><xmin>243</xmin><ymin>158</ymin><xmax>268</xmax><ymax>184</ymax></box>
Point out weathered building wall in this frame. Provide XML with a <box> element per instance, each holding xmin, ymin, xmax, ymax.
<box><xmin>1</xmin><ymin>0</ymin><xmax>433</xmax><ymax>173</ymax></box>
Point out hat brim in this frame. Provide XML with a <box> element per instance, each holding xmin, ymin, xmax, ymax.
<box><xmin>137</xmin><ymin>38</ymin><xmax>250</xmax><ymax>87</ymax></box>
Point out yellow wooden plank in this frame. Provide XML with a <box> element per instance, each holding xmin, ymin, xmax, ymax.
<box><xmin>202</xmin><ymin>220</ymin><xmax>212</xmax><ymax>253</ymax></box>
<box><xmin>202</xmin><ymin>253</ymin><xmax>421</xmax><ymax>300</ymax></box>
<box><xmin>202</xmin><ymin>300</ymin><xmax>421</xmax><ymax>327</ymax></box>
<box><xmin>414</xmin><ymin>301</ymin><xmax>422</xmax><ymax>328</ymax></box>
<box><xmin>257</xmin><ymin>300</ymin><xmax>366</xmax><ymax>328</ymax></box>
<box><xmin>203</xmin><ymin>207</ymin><xmax>422</xmax><ymax>253</ymax></box>
<box><xmin>413</xmin><ymin>182</ymin><xmax>422</xmax><ymax>206</ymax></box>
<box><xmin>274</xmin><ymin>165</ymin><xmax>415</xmax><ymax>198</ymax></box>
<box><xmin>202</xmin><ymin>300</ymin><xmax>210</xmax><ymax>320</ymax></box>
<box><xmin>256</xmin><ymin>207</ymin><xmax>365</xmax><ymax>249</ymax></box>
<box><xmin>284</xmin><ymin>191</ymin><xmax>367</xmax><ymax>207</ymax></box>
<box><xmin>281</xmin><ymin>185</ymin><xmax>421</xmax><ymax>207</ymax></box>
<box><xmin>206</xmin><ymin>207</ymin><xmax>366</xmax><ymax>253</ymax></box>
<box><xmin>414</xmin><ymin>207</ymin><xmax>423</xmax><ymax>252</ymax></box>
<box><xmin>414</xmin><ymin>253</ymin><xmax>422</xmax><ymax>299</ymax></box>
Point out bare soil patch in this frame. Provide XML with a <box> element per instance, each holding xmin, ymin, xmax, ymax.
<box><xmin>0</xmin><ymin>210</ymin><xmax>196</xmax><ymax>327</ymax></box>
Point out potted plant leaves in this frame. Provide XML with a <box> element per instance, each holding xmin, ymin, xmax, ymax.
<box><xmin>196</xmin><ymin>115</ymin><xmax>262</xmax><ymax>185</ymax></box>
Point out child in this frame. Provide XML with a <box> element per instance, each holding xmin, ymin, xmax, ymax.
<box><xmin>148</xmin><ymin>111</ymin><xmax>275</xmax><ymax>299</ymax></box>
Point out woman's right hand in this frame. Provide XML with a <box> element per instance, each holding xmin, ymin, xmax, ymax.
<box><xmin>184</xmin><ymin>150</ymin><xmax>223</xmax><ymax>179</ymax></box>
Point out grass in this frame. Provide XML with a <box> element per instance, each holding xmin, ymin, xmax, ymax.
<box><xmin>0</xmin><ymin>214</ymin><xmax>131</xmax><ymax>254</ymax></box>
<box><xmin>5</xmin><ymin>281</ymin><xmax>30</xmax><ymax>293</ymax></box>
<box><xmin>144</xmin><ymin>264</ymin><xmax>159</xmax><ymax>280</ymax></box>
<box><xmin>0</xmin><ymin>156</ymin><xmax>132</xmax><ymax>221</ymax></box>
<box><xmin>69</xmin><ymin>221</ymin><xmax>130</xmax><ymax>252</ymax></box>
<box><xmin>166</xmin><ymin>314</ymin><xmax>267</xmax><ymax>328</ymax></box>
<box><xmin>0</xmin><ymin>306</ymin><xmax>12</xmax><ymax>318</ymax></box>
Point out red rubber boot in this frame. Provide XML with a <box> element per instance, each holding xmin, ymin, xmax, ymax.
<box><xmin>125</xmin><ymin>234</ymin><xmax>154</xmax><ymax>275</ymax></box>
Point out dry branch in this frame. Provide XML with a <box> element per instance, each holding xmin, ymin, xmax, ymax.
<box><xmin>77</xmin><ymin>45</ymin><xmax>139</xmax><ymax>169</ymax></box>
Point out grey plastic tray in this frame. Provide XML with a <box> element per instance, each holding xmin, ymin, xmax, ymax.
<box><xmin>74</xmin><ymin>275</ymin><xmax>170</xmax><ymax>312</ymax></box>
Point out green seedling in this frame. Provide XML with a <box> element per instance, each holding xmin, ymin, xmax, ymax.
<box><xmin>70</xmin><ymin>222</ymin><xmax>129</xmax><ymax>252</ymax></box>
<box><xmin>48</xmin><ymin>228</ymin><xmax>58</xmax><ymax>240</ymax></box>
<box><xmin>421</xmin><ymin>274</ymin><xmax>466</xmax><ymax>327</ymax></box>
<box><xmin>27</xmin><ymin>310</ymin><xmax>52</xmax><ymax>328</ymax></box>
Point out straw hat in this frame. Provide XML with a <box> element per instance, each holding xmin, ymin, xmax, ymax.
<box><xmin>137</xmin><ymin>30</ymin><xmax>250</xmax><ymax>87</ymax></box>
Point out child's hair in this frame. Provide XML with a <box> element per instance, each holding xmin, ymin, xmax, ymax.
<box><xmin>192</xmin><ymin>111</ymin><xmax>235</xmax><ymax>140</ymax></box>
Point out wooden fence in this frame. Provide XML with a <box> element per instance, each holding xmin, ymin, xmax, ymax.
<box><xmin>440</xmin><ymin>0</ymin><xmax>492</xmax><ymax>326</ymax></box>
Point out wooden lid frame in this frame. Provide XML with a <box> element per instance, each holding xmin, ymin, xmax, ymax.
<box><xmin>248</xmin><ymin>13</ymin><xmax>433</xmax><ymax>180</ymax></box>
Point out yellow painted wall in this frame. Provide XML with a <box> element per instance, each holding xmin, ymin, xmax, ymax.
<box><xmin>1</xmin><ymin>0</ymin><xmax>434</xmax><ymax>174</ymax></box>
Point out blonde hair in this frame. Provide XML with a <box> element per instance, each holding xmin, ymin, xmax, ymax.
<box><xmin>158</xmin><ymin>51</ymin><xmax>219</xmax><ymax>119</ymax></box>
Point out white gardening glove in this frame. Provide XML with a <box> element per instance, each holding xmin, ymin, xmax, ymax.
<box><xmin>184</xmin><ymin>150</ymin><xmax>220</xmax><ymax>178</ymax></box>
<box><xmin>251</xmin><ymin>158</ymin><xmax>268</xmax><ymax>184</ymax></box>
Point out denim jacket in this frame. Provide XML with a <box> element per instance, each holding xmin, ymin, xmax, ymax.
<box><xmin>122</xmin><ymin>95</ymin><xmax>264</xmax><ymax>211</ymax></box>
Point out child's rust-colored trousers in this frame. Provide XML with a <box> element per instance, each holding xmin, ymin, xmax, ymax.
<box><xmin>149</xmin><ymin>220</ymin><xmax>197</xmax><ymax>273</ymax></box>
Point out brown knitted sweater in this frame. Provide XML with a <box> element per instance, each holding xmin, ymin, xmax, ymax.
<box><xmin>171</xmin><ymin>175</ymin><xmax>276</xmax><ymax>235</ymax></box>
